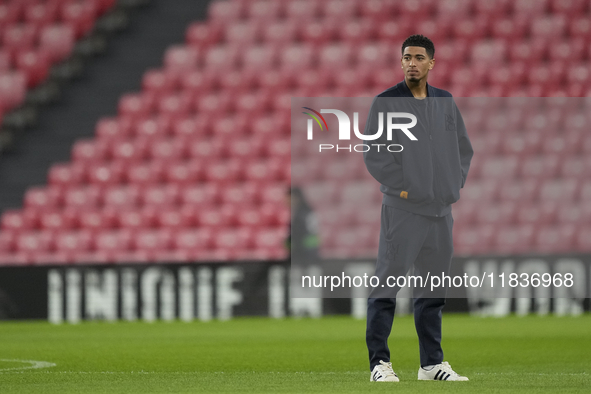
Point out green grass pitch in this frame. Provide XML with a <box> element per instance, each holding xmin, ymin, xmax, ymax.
<box><xmin>0</xmin><ymin>314</ymin><xmax>589</xmax><ymax>393</ymax></box>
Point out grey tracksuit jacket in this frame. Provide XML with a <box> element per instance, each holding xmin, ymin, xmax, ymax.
<box><xmin>363</xmin><ymin>80</ymin><xmax>474</xmax><ymax>217</ymax></box>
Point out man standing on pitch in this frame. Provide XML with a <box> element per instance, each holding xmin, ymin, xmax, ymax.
<box><xmin>363</xmin><ymin>35</ymin><xmax>473</xmax><ymax>382</ymax></box>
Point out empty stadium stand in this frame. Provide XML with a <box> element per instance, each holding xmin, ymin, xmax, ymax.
<box><xmin>0</xmin><ymin>0</ymin><xmax>590</xmax><ymax>265</ymax></box>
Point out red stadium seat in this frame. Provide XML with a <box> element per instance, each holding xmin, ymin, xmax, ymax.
<box><xmin>224</xmin><ymin>22</ymin><xmax>261</xmax><ymax>45</ymax></box>
<box><xmin>15</xmin><ymin>230</ymin><xmax>54</xmax><ymax>254</ymax></box>
<box><xmin>560</xmin><ymin>156</ymin><xmax>591</xmax><ymax>179</ymax></box>
<box><xmin>208</xmin><ymin>0</ymin><xmax>244</xmax><ymax>24</ymax></box>
<box><xmin>132</xmin><ymin>229</ymin><xmax>173</xmax><ymax>252</ymax></box>
<box><xmin>530</xmin><ymin>15</ymin><xmax>568</xmax><ymax>39</ymax></box>
<box><xmin>63</xmin><ymin>185</ymin><xmax>101</xmax><ymax>209</ymax></box>
<box><xmin>180</xmin><ymin>184</ymin><xmax>219</xmax><ymax>206</ymax></box>
<box><xmin>359</xmin><ymin>0</ymin><xmax>395</xmax><ymax>21</ymax></box>
<box><xmin>196</xmin><ymin>207</ymin><xmax>236</xmax><ymax>229</ymax></box>
<box><xmin>95</xmin><ymin>116</ymin><xmax>134</xmax><ymax>140</ymax></box>
<box><xmin>54</xmin><ymin>230</ymin><xmax>93</xmax><ymax>254</ymax></box>
<box><xmin>252</xmin><ymin>227</ymin><xmax>288</xmax><ymax>259</ymax></box>
<box><xmin>164</xmin><ymin>45</ymin><xmax>200</xmax><ymax>74</ymax></box>
<box><xmin>15</xmin><ymin>49</ymin><xmax>51</xmax><ymax>87</ymax></box>
<box><xmin>261</xmin><ymin>20</ymin><xmax>298</xmax><ymax>45</ymax></box>
<box><xmin>212</xmin><ymin>227</ymin><xmax>253</xmax><ymax>250</ymax></box>
<box><xmin>126</xmin><ymin>161</ymin><xmax>165</xmax><ymax>185</ymax></box>
<box><xmin>0</xmin><ymin>231</ymin><xmax>15</xmax><ymax>254</ymax></box>
<box><xmin>86</xmin><ymin>162</ymin><xmax>125</xmax><ymax>185</ymax></box>
<box><xmin>116</xmin><ymin>208</ymin><xmax>157</xmax><ymax>229</ymax></box>
<box><xmin>575</xmin><ymin>226</ymin><xmax>591</xmax><ymax>252</ymax></box>
<box><xmin>78</xmin><ymin>209</ymin><xmax>118</xmax><ymax>231</ymax></box>
<box><xmin>94</xmin><ymin>229</ymin><xmax>133</xmax><ymax>253</ymax></box>
<box><xmin>102</xmin><ymin>185</ymin><xmax>141</xmax><ymax>208</ymax></box>
<box><xmin>556</xmin><ymin>204</ymin><xmax>591</xmax><ymax>225</ymax></box>
<box><xmin>142</xmin><ymin>68</ymin><xmax>178</xmax><ymax>95</ymax></box>
<box><xmin>539</xmin><ymin>179</ymin><xmax>579</xmax><ymax>202</ymax></box>
<box><xmin>188</xmin><ymin>138</ymin><xmax>227</xmax><ymax>160</ymax></box>
<box><xmin>220</xmin><ymin>182</ymin><xmax>260</xmax><ymax>205</ymax></box>
<box><xmin>172</xmin><ymin>228</ymin><xmax>213</xmax><ymax>253</ymax></box>
<box><xmin>118</xmin><ymin>92</ymin><xmax>155</xmax><ymax>120</ymax></box>
<box><xmin>534</xmin><ymin>224</ymin><xmax>577</xmax><ymax>254</ymax></box>
<box><xmin>480</xmin><ymin>155</ymin><xmax>519</xmax><ymax>180</ymax></box>
<box><xmin>25</xmin><ymin>2</ymin><xmax>60</xmax><ymax>27</ymax></box>
<box><xmin>164</xmin><ymin>159</ymin><xmax>204</xmax><ymax>184</ymax></box>
<box><xmin>185</xmin><ymin>22</ymin><xmax>223</xmax><ymax>49</ymax></box>
<box><xmin>60</xmin><ymin>0</ymin><xmax>98</xmax><ymax>38</ymax></box>
<box><xmin>454</xmin><ymin>225</ymin><xmax>495</xmax><ymax>256</ymax></box>
<box><xmin>475</xmin><ymin>202</ymin><xmax>517</xmax><ymax>226</ymax></box>
<box><xmin>493</xmin><ymin>224</ymin><xmax>535</xmax><ymax>255</ymax></box>
<box><xmin>1</xmin><ymin>209</ymin><xmax>40</xmax><ymax>232</ymax></box>
<box><xmin>259</xmin><ymin>202</ymin><xmax>289</xmax><ymax>227</ymax></box>
<box><xmin>38</xmin><ymin>209</ymin><xmax>79</xmax><ymax>231</ymax></box>
<box><xmin>519</xmin><ymin>155</ymin><xmax>560</xmax><ymax>179</ymax></box>
<box><xmin>2</xmin><ymin>24</ymin><xmax>37</xmax><ymax>57</ymax></box>
<box><xmin>203</xmin><ymin>45</ymin><xmax>241</xmax><ymax>72</ymax></box>
<box><xmin>109</xmin><ymin>139</ymin><xmax>148</xmax><ymax>163</ymax></box>
<box><xmin>284</xmin><ymin>0</ymin><xmax>321</xmax><ymax>20</ymax></box>
<box><xmin>156</xmin><ymin>92</ymin><xmax>193</xmax><ymax>118</ymax></box>
<box><xmin>24</xmin><ymin>186</ymin><xmax>63</xmax><ymax>210</ymax></box>
<box><xmin>203</xmin><ymin>159</ymin><xmax>243</xmax><ymax>184</ymax></box>
<box><xmin>154</xmin><ymin>206</ymin><xmax>197</xmax><ymax>229</ymax></box>
<box><xmin>515</xmin><ymin>201</ymin><xmax>558</xmax><ymax>226</ymax></box>
<box><xmin>243</xmin><ymin>158</ymin><xmax>283</xmax><ymax>182</ymax></box>
<box><xmin>0</xmin><ymin>71</ymin><xmax>27</xmax><ymax>111</ymax></box>
<box><xmin>0</xmin><ymin>3</ymin><xmax>22</xmax><ymax>26</ymax></box>
<box><xmin>171</xmin><ymin>115</ymin><xmax>211</xmax><ymax>139</ymax></box>
<box><xmin>47</xmin><ymin>162</ymin><xmax>87</xmax><ymax>186</ymax></box>
<box><xmin>71</xmin><ymin>139</ymin><xmax>110</xmax><ymax>163</ymax></box>
<box><xmin>133</xmin><ymin>116</ymin><xmax>173</xmax><ymax>139</ymax></box>
<box><xmin>541</xmin><ymin>133</ymin><xmax>583</xmax><ymax>156</ymax></box>
<box><xmin>569</xmin><ymin>16</ymin><xmax>591</xmax><ymax>39</ymax></box>
<box><xmin>279</xmin><ymin>44</ymin><xmax>316</xmax><ymax>71</ymax></box>
<box><xmin>140</xmin><ymin>184</ymin><xmax>181</xmax><ymax>208</ymax></box>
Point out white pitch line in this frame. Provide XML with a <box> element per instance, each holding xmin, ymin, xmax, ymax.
<box><xmin>0</xmin><ymin>359</ymin><xmax>56</xmax><ymax>372</ymax></box>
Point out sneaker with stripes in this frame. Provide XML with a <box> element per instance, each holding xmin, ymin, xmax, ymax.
<box><xmin>370</xmin><ymin>360</ymin><xmax>399</xmax><ymax>382</ymax></box>
<box><xmin>417</xmin><ymin>361</ymin><xmax>469</xmax><ymax>381</ymax></box>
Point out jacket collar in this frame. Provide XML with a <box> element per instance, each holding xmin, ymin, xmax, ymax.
<box><xmin>400</xmin><ymin>79</ymin><xmax>431</xmax><ymax>98</ymax></box>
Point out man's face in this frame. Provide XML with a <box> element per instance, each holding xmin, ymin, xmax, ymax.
<box><xmin>401</xmin><ymin>46</ymin><xmax>434</xmax><ymax>82</ymax></box>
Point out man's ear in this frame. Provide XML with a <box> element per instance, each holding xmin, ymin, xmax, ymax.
<box><xmin>428</xmin><ymin>58</ymin><xmax>435</xmax><ymax>70</ymax></box>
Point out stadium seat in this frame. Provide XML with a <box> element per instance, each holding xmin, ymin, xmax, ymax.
<box><xmin>25</xmin><ymin>2</ymin><xmax>60</xmax><ymax>28</ymax></box>
<box><xmin>15</xmin><ymin>230</ymin><xmax>55</xmax><ymax>254</ymax></box>
<box><xmin>23</xmin><ymin>186</ymin><xmax>63</xmax><ymax>210</ymax></box>
<box><xmin>534</xmin><ymin>224</ymin><xmax>577</xmax><ymax>254</ymax></box>
<box><xmin>63</xmin><ymin>185</ymin><xmax>102</xmax><ymax>209</ymax></box>
<box><xmin>575</xmin><ymin>226</ymin><xmax>591</xmax><ymax>252</ymax></box>
<box><xmin>102</xmin><ymin>185</ymin><xmax>141</xmax><ymax>208</ymax></box>
<box><xmin>1</xmin><ymin>209</ymin><xmax>40</xmax><ymax>232</ymax></box>
<box><xmin>71</xmin><ymin>139</ymin><xmax>110</xmax><ymax>163</ymax></box>
<box><xmin>0</xmin><ymin>71</ymin><xmax>27</xmax><ymax>111</ymax></box>
<box><xmin>78</xmin><ymin>209</ymin><xmax>118</xmax><ymax>231</ymax></box>
<box><xmin>60</xmin><ymin>0</ymin><xmax>98</xmax><ymax>38</ymax></box>
<box><xmin>54</xmin><ymin>230</ymin><xmax>93</xmax><ymax>254</ymax></box>
<box><xmin>38</xmin><ymin>209</ymin><xmax>79</xmax><ymax>231</ymax></box>
<box><xmin>493</xmin><ymin>224</ymin><xmax>535</xmax><ymax>255</ymax></box>
<box><xmin>94</xmin><ymin>229</ymin><xmax>133</xmax><ymax>254</ymax></box>
<box><xmin>185</xmin><ymin>22</ymin><xmax>223</xmax><ymax>49</ymax></box>
<box><xmin>116</xmin><ymin>208</ymin><xmax>157</xmax><ymax>229</ymax></box>
<box><xmin>125</xmin><ymin>162</ymin><xmax>166</xmax><ymax>185</ymax></box>
<box><xmin>515</xmin><ymin>201</ymin><xmax>558</xmax><ymax>226</ymax></box>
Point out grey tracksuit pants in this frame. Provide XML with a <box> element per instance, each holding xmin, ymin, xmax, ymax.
<box><xmin>367</xmin><ymin>204</ymin><xmax>454</xmax><ymax>370</ymax></box>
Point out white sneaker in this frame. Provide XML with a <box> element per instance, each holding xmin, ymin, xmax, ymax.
<box><xmin>370</xmin><ymin>360</ymin><xmax>399</xmax><ymax>382</ymax></box>
<box><xmin>418</xmin><ymin>361</ymin><xmax>468</xmax><ymax>381</ymax></box>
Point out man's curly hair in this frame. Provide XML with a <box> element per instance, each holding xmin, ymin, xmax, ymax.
<box><xmin>401</xmin><ymin>34</ymin><xmax>435</xmax><ymax>59</ymax></box>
